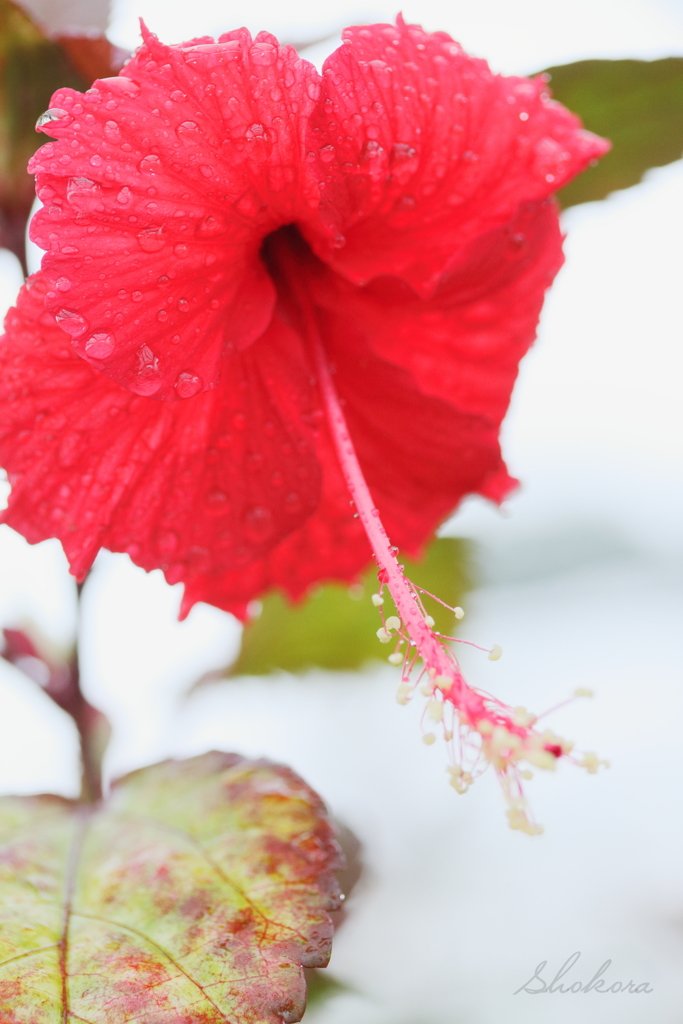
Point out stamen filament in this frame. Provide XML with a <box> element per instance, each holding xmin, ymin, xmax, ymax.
<box><xmin>276</xmin><ymin>235</ymin><xmax>601</xmax><ymax>834</ymax></box>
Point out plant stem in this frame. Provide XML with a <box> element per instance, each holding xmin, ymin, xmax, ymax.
<box><xmin>1</xmin><ymin>577</ymin><xmax>107</xmax><ymax>803</ymax></box>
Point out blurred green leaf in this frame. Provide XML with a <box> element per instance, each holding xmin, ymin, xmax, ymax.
<box><xmin>0</xmin><ymin>752</ymin><xmax>342</xmax><ymax>1021</ymax></box>
<box><xmin>0</xmin><ymin>0</ymin><xmax>122</xmax><ymax>268</ymax></box>
<box><xmin>0</xmin><ymin>0</ymin><xmax>86</xmax><ymax>263</ymax></box>
<box><xmin>228</xmin><ymin>537</ymin><xmax>471</xmax><ymax>676</ymax></box>
<box><xmin>544</xmin><ymin>57</ymin><xmax>683</xmax><ymax>208</ymax></box>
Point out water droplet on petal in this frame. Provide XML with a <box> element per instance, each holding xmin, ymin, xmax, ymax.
<box><xmin>175</xmin><ymin>371</ymin><xmax>202</xmax><ymax>398</ymax></box>
<box><xmin>319</xmin><ymin>145</ymin><xmax>335</xmax><ymax>163</ymax></box>
<box><xmin>250</xmin><ymin>42</ymin><xmax>277</xmax><ymax>66</ymax></box>
<box><xmin>137</xmin><ymin>227</ymin><xmax>166</xmax><ymax>252</ymax></box>
<box><xmin>285</xmin><ymin>492</ymin><xmax>302</xmax><ymax>513</ymax></box>
<box><xmin>138</xmin><ymin>154</ymin><xmax>161</xmax><ymax>175</ymax></box>
<box><xmin>55</xmin><ymin>309</ymin><xmax>88</xmax><ymax>337</ymax></box>
<box><xmin>176</xmin><ymin>120</ymin><xmax>201</xmax><ymax>143</ymax></box>
<box><xmin>116</xmin><ymin>186</ymin><xmax>132</xmax><ymax>205</ymax></box>
<box><xmin>104</xmin><ymin>119</ymin><xmax>121</xmax><ymax>139</ymax></box>
<box><xmin>132</xmin><ymin>290</ymin><xmax>143</xmax><ymax>302</ymax></box>
<box><xmin>54</xmin><ymin>277</ymin><xmax>71</xmax><ymax>292</ymax></box>
<box><xmin>195</xmin><ymin>213</ymin><xmax>227</xmax><ymax>237</ymax></box>
<box><xmin>84</xmin><ymin>332</ymin><xmax>114</xmax><ymax>358</ymax></box>
<box><xmin>173</xmin><ymin>243</ymin><xmax>189</xmax><ymax>258</ymax></box>
<box><xmin>244</xmin><ymin>505</ymin><xmax>273</xmax><ymax>541</ymax></box>
<box><xmin>206</xmin><ymin>489</ymin><xmax>229</xmax><ymax>513</ymax></box>
<box><xmin>97</xmin><ymin>76</ymin><xmax>140</xmax><ymax>96</ymax></box>
<box><xmin>36</xmin><ymin>108</ymin><xmax>69</xmax><ymax>129</ymax></box>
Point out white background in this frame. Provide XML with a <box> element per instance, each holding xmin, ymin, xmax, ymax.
<box><xmin>1</xmin><ymin>1</ymin><xmax>683</xmax><ymax>1021</ymax></box>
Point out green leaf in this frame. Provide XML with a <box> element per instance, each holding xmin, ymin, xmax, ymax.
<box><xmin>543</xmin><ymin>57</ymin><xmax>683</xmax><ymax>208</ymax></box>
<box><xmin>0</xmin><ymin>0</ymin><xmax>87</xmax><ymax>263</ymax></box>
<box><xmin>228</xmin><ymin>538</ymin><xmax>471</xmax><ymax>676</ymax></box>
<box><xmin>0</xmin><ymin>751</ymin><xmax>343</xmax><ymax>1022</ymax></box>
<box><xmin>0</xmin><ymin>0</ymin><xmax>123</xmax><ymax>267</ymax></box>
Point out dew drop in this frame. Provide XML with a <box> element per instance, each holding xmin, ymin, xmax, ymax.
<box><xmin>138</xmin><ymin>154</ymin><xmax>161</xmax><ymax>174</ymax></box>
<box><xmin>54</xmin><ymin>308</ymin><xmax>88</xmax><ymax>337</ymax></box>
<box><xmin>285</xmin><ymin>492</ymin><xmax>302</xmax><ymax>513</ymax></box>
<box><xmin>131</xmin><ymin>377</ymin><xmax>162</xmax><ymax>396</ymax></box>
<box><xmin>206</xmin><ymin>489</ymin><xmax>229</xmax><ymax>513</ymax></box>
<box><xmin>54</xmin><ymin>276</ymin><xmax>72</xmax><ymax>292</ymax></box>
<box><xmin>84</xmin><ymin>332</ymin><xmax>115</xmax><ymax>358</ymax></box>
<box><xmin>36</xmin><ymin>108</ymin><xmax>69</xmax><ymax>128</ymax></box>
<box><xmin>175</xmin><ymin>371</ymin><xmax>202</xmax><ymax>398</ymax></box>
<box><xmin>89</xmin><ymin>154</ymin><xmax>103</xmax><ymax>167</ymax></box>
<box><xmin>177</xmin><ymin>298</ymin><xmax>189</xmax><ymax>312</ymax></box>
<box><xmin>156</xmin><ymin>309</ymin><xmax>168</xmax><ymax>322</ymax></box>
<box><xmin>137</xmin><ymin>227</ymin><xmax>166</xmax><ymax>252</ymax></box>
<box><xmin>176</xmin><ymin>120</ymin><xmax>201</xmax><ymax>143</ymax></box>
<box><xmin>97</xmin><ymin>76</ymin><xmax>140</xmax><ymax>96</ymax></box>
<box><xmin>132</xmin><ymin>290</ymin><xmax>143</xmax><ymax>302</ymax></box>
<box><xmin>174</xmin><ymin>243</ymin><xmax>189</xmax><ymax>258</ymax></box>
<box><xmin>116</xmin><ymin>186</ymin><xmax>132</xmax><ymax>205</ymax></box>
<box><xmin>319</xmin><ymin>144</ymin><xmax>335</xmax><ymax>163</ymax></box>
<box><xmin>195</xmin><ymin>213</ymin><xmax>227</xmax><ymax>237</ymax></box>
<box><xmin>250</xmin><ymin>42</ymin><xmax>277</xmax><ymax>66</ymax></box>
<box><xmin>104</xmin><ymin>119</ymin><xmax>121</xmax><ymax>139</ymax></box>
<box><xmin>244</xmin><ymin>505</ymin><xmax>273</xmax><ymax>541</ymax></box>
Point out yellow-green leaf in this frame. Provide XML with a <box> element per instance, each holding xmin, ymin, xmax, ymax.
<box><xmin>0</xmin><ymin>751</ymin><xmax>342</xmax><ymax>1022</ymax></box>
<box><xmin>228</xmin><ymin>538</ymin><xmax>471</xmax><ymax>676</ymax></box>
<box><xmin>545</xmin><ymin>57</ymin><xmax>683</xmax><ymax>208</ymax></box>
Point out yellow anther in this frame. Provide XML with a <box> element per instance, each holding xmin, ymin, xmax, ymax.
<box><xmin>444</xmin><ymin>730</ymin><xmax>453</xmax><ymax>741</ymax></box>
<box><xmin>395</xmin><ymin>683</ymin><xmax>411</xmax><ymax>705</ymax></box>
<box><xmin>422</xmin><ymin>732</ymin><xmax>436</xmax><ymax>746</ymax></box>
<box><xmin>477</xmin><ymin>720</ymin><xmax>493</xmax><ymax>735</ymax></box>
<box><xmin>371</xmin><ymin>593</ymin><xmax>384</xmax><ymax>607</ymax></box>
<box><xmin>574</xmin><ymin>687</ymin><xmax>594</xmax><ymax>698</ymax></box>
<box><xmin>376</xmin><ymin>627</ymin><xmax>391</xmax><ymax>643</ymax></box>
<box><xmin>579</xmin><ymin>752</ymin><xmax>607</xmax><ymax>774</ymax></box>
<box><xmin>512</xmin><ymin>706</ymin><xmax>536</xmax><ymax>727</ymax></box>
<box><xmin>520</xmin><ymin>769</ymin><xmax>533</xmax><ymax>780</ymax></box>
<box><xmin>420</xmin><ymin>681</ymin><xmax>435</xmax><ymax>696</ymax></box>
<box><xmin>387</xmin><ymin>652</ymin><xmax>403</xmax><ymax>666</ymax></box>
<box><xmin>434</xmin><ymin>674</ymin><xmax>452</xmax><ymax>691</ymax></box>
<box><xmin>525</xmin><ymin>748</ymin><xmax>557</xmax><ymax>771</ymax></box>
<box><xmin>385</xmin><ymin>615</ymin><xmax>401</xmax><ymax>631</ymax></box>
<box><xmin>488</xmin><ymin>643</ymin><xmax>503</xmax><ymax>661</ymax></box>
<box><xmin>424</xmin><ymin>614</ymin><xmax>435</xmax><ymax>628</ymax></box>
<box><xmin>427</xmin><ymin>699</ymin><xmax>444</xmax><ymax>722</ymax></box>
<box><xmin>454</xmin><ymin>607</ymin><xmax>464</xmax><ymax>620</ymax></box>
<box><xmin>507</xmin><ymin>805</ymin><xmax>543</xmax><ymax>835</ymax></box>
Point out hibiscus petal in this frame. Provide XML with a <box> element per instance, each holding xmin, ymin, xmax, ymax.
<box><xmin>28</xmin><ymin>27</ymin><xmax>323</xmax><ymax>399</ymax></box>
<box><xmin>0</xmin><ymin>274</ymin><xmax>322</xmax><ymax>585</ymax></box>
<box><xmin>306</xmin><ymin>17</ymin><xmax>608</xmax><ymax>294</ymax></box>
<box><xmin>309</xmin><ymin>198</ymin><xmax>565</xmax><ymax>425</ymax></box>
<box><xmin>180</xmin><ymin>426</ymin><xmax>371</xmax><ymax>619</ymax></box>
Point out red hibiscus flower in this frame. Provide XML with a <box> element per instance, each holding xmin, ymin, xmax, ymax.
<box><xmin>0</xmin><ymin>17</ymin><xmax>609</xmax><ymax>831</ymax></box>
<box><xmin>0</xmin><ymin>17</ymin><xmax>606</xmax><ymax>619</ymax></box>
